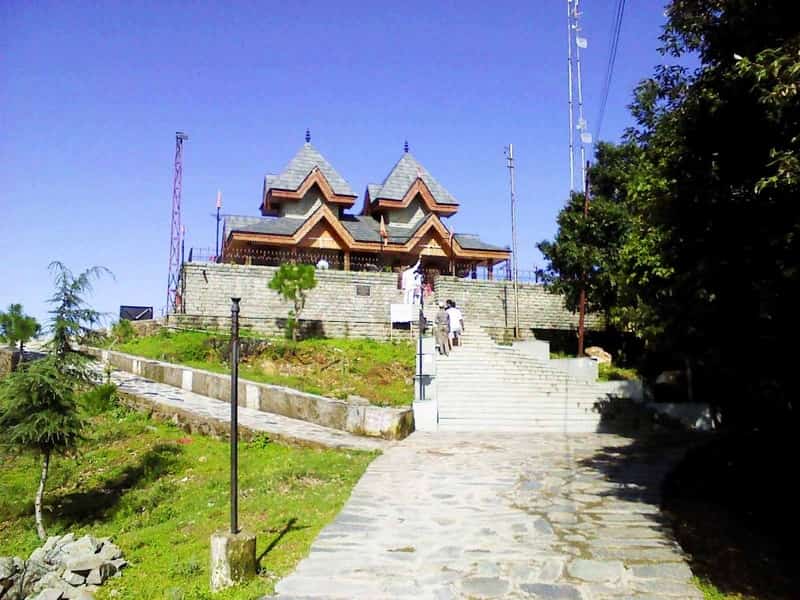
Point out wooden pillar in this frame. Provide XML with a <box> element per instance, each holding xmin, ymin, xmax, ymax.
<box><xmin>344</xmin><ymin>251</ymin><xmax>351</xmax><ymax>271</ymax></box>
<box><xmin>487</xmin><ymin>261</ymin><xmax>494</xmax><ymax>281</ymax></box>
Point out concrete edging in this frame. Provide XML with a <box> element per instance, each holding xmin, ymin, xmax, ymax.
<box><xmin>83</xmin><ymin>346</ymin><xmax>414</xmax><ymax>440</ymax></box>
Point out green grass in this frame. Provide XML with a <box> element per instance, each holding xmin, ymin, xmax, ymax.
<box><xmin>694</xmin><ymin>578</ymin><xmax>752</xmax><ymax>600</ymax></box>
<box><xmin>106</xmin><ymin>329</ymin><xmax>415</xmax><ymax>406</ymax></box>
<box><xmin>0</xmin><ymin>404</ymin><xmax>375</xmax><ymax>599</ymax></box>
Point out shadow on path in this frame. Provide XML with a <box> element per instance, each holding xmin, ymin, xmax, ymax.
<box><xmin>585</xmin><ymin>405</ymin><xmax>796</xmax><ymax>599</ymax></box>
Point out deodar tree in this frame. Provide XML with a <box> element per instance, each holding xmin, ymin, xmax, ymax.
<box><xmin>0</xmin><ymin>358</ymin><xmax>82</xmax><ymax>539</ymax></box>
<box><xmin>0</xmin><ymin>262</ymin><xmax>110</xmax><ymax>538</ymax></box>
<box><xmin>268</xmin><ymin>264</ymin><xmax>317</xmax><ymax>341</ymax></box>
<box><xmin>0</xmin><ymin>303</ymin><xmax>41</xmax><ymax>354</ymax></box>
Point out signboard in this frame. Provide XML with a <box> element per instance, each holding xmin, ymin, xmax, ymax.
<box><xmin>119</xmin><ymin>306</ymin><xmax>153</xmax><ymax>321</ymax></box>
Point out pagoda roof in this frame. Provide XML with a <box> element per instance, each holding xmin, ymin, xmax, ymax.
<box><xmin>264</xmin><ymin>143</ymin><xmax>355</xmax><ymax>198</ymax></box>
<box><xmin>368</xmin><ymin>152</ymin><xmax>459</xmax><ymax>206</ymax></box>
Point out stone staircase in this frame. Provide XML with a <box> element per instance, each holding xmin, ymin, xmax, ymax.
<box><xmin>434</xmin><ymin>325</ymin><xmax>607</xmax><ymax>432</ymax></box>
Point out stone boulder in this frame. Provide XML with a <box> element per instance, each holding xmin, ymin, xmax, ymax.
<box><xmin>0</xmin><ymin>533</ymin><xmax>127</xmax><ymax>599</ymax></box>
<box><xmin>585</xmin><ymin>346</ymin><xmax>612</xmax><ymax>364</ymax></box>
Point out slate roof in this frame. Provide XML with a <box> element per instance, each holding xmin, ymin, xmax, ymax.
<box><xmin>453</xmin><ymin>233</ymin><xmax>508</xmax><ymax>252</ymax></box>
<box><xmin>224</xmin><ymin>215</ymin><xmax>305</xmax><ymax>239</ymax></box>
<box><xmin>265</xmin><ymin>143</ymin><xmax>356</xmax><ymax>197</ymax></box>
<box><xmin>368</xmin><ymin>153</ymin><xmax>459</xmax><ymax>206</ymax></box>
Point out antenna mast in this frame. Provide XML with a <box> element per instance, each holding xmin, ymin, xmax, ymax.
<box><xmin>573</xmin><ymin>0</ymin><xmax>591</xmax><ymax>190</ymax></box>
<box><xmin>167</xmin><ymin>131</ymin><xmax>188</xmax><ymax>314</ymax></box>
<box><xmin>566</xmin><ymin>0</ymin><xmax>575</xmax><ymax>192</ymax></box>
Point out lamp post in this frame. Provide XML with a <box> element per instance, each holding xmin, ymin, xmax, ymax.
<box><xmin>209</xmin><ymin>296</ymin><xmax>255</xmax><ymax>592</ymax></box>
<box><xmin>216</xmin><ymin>190</ymin><xmax>222</xmax><ymax>260</ymax></box>
<box><xmin>229</xmin><ymin>297</ymin><xmax>240</xmax><ymax>534</ymax></box>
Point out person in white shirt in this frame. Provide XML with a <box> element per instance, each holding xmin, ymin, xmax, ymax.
<box><xmin>316</xmin><ymin>257</ymin><xmax>329</xmax><ymax>270</ymax></box>
<box><xmin>401</xmin><ymin>258</ymin><xmax>421</xmax><ymax>304</ymax></box>
<box><xmin>445</xmin><ymin>299</ymin><xmax>464</xmax><ymax>346</ymax></box>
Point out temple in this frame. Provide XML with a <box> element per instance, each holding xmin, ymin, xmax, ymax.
<box><xmin>221</xmin><ymin>133</ymin><xmax>510</xmax><ymax>277</ymax></box>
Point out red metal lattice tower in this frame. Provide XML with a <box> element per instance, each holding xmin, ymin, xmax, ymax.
<box><xmin>167</xmin><ymin>131</ymin><xmax>188</xmax><ymax>314</ymax></box>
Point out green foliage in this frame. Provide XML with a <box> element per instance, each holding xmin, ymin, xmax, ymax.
<box><xmin>46</xmin><ymin>261</ymin><xmax>112</xmax><ymax>382</ymax></box>
<box><xmin>0</xmin><ymin>408</ymin><xmax>375</xmax><ymax>598</ymax></box>
<box><xmin>109</xmin><ymin>330</ymin><xmax>415</xmax><ymax>406</ymax></box>
<box><xmin>78</xmin><ymin>383</ymin><xmax>119</xmax><ymax>416</ymax></box>
<box><xmin>542</xmin><ymin>1</ymin><xmax>798</xmax><ymax>425</ymax></box>
<box><xmin>0</xmin><ymin>357</ymin><xmax>83</xmax><ymax>457</ymax></box>
<box><xmin>110</xmin><ymin>319</ymin><xmax>137</xmax><ymax>344</ymax></box>
<box><xmin>268</xmin><ymin>264</ymin><xmax>317</xmax><ymax>341</ymax></box>
<box><xmin>0</xmin><ymin>303</ymin><xmax>41</xmax><ymax>354</ymax></box>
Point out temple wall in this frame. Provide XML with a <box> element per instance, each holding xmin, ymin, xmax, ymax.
<box><xmin>388</xmin><ymin>198</ymin><xmax>425</xmax><ymax>228</ymax></box>
<box><xmin>178</xmin><ymin>263</ymin><xmax>603</xmax><ymax>340</ymax></box>
<box><xmin>280</xmin><ymin>190</ymin><xmax>323</xmax><ymax>219</ymax></box>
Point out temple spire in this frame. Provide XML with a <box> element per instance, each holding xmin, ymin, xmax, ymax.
<box><xmin>305</xmin><ymin>128</ymin><xmax>311</xmax><ymax>144</ymax></box>
<box><xmin>404</xmin><ymin>140</ymin><xmax>409</xmax><ymax>153</ymax></box>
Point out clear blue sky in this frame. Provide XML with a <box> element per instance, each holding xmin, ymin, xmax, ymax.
<box><xmin>1</xmin><ymin>0</ymin><xmax>673</xmax><ymax>325</ymax></box>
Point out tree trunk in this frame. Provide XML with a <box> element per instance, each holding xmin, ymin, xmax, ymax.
<box><xmin>35</xmin><ymin>451</ymin><xmax>50</xmax><ymax>540</ymax></box>
<box><xmin>19</xmin><ymin>340</ymin><xmax>24</xmax><ymax>355</ymax></box>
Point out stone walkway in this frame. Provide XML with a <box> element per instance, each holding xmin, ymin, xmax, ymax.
<box><xmin>271</xmin><ymin>432</ymin><xmax>701</xmax><ymax>599</ymax></box>
<box><xmin>107</xmin><ymin>369</ymin><xmax>388</xmax><ymax>452</ymax></box>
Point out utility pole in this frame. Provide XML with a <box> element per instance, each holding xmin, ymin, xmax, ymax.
<box><xmin>506</xmin><ymin>144</ymin><xmax>521</xmax><ymax>338</ymax></box>
<box><xmin>577</xmin><ymin>162</ymin><xmax>590</xmax><ymax>356</ymax></box>
<box><xmin>167</xmin><ymin>131</ymin><xmax>188</xmax><ymax>313</ymax></box>
<box><xmin>215</xmin><ymin>190</ymin><xmax>222</xmax><ymax>260</ymax></box>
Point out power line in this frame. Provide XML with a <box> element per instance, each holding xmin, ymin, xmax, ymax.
<box><xmin>595</xmin><ymin>0</ymin><xmax>626</xmax><ymax>141</ymax></box>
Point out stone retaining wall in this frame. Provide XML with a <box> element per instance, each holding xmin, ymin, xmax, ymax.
<box><xmin>434</xmin><ymin>276</ymin><xmax>604</xmax><ymax>340</ymax></box>
<box><xmin>177</xmin><ymin>263</ymin><xmax>604</xmax><ymax>341</ymax></box>
<box><xmin>84</xmin><ymin>346</ymin><xmax>413</xmax><ymax>440</ymax></box>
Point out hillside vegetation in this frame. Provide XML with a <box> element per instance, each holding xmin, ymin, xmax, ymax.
<box><xmin>0</xmin><ymin>401</ymin><xmax>375</xmax><ymax>599</ymax></box>
<box><xmin>105</xmin><ymin>329</ymin><xmax>415</xmax><ymax>407</ymax></box>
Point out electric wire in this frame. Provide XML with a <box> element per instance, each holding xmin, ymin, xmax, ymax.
<box><xmin>595</xmin><ymin>0</ymin><xmax>626</xmax><ymax>142</ymax></box>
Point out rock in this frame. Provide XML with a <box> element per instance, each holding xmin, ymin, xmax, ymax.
<box><xmin>567</xmin><ymin>559</ymin><xmax>625</xmax><ymax>583</ymax></box>
<box><xmin>97</xmin><ymin>544</ymin><xmax>122</xmax><ymax>562</ymax></box>
<box><xmin>65</xmin><ymin>556</ymin><xmax>106</xmax><ymax>576</ymax></box>
<box><xmin>61</xmin><ymin>570</ymin><xmax>86</xmax><ymax>586</ymax></box>
<box><xmin>459</xmin><ymin>577</ymin><xmax>510</xmax><ymax>598</ymax></box>
<box><xmin>585</xmin><ymin>346</ymin><xmax>612</xmax><ymax>364</ymax></box>
<box><xmin>61</xmin><ymin>536</ymin><xmax>101</xmax><ymax>560</ymax></box>
<box><xmin>519</xmin><ymin>583</ymin><xmax>584</xmax><ymax>599</ymax></box>
<box><xmin>21</xmin><ymin>559</ymin><xmax>51</xmax><ymax>596</ymax></box>
<box><xmin>86</xmin><ymin>562</ymin><xmax>116</xmax><ymax>586</ymax></box>
<box><xmin>110</xmin><ymin>559</ymin><xmax>127</xmax><ymax>571</ymax></box>
<box><xmin>30</xmin><ymin>589</ymin><xmax>64</xmax><ymax>600</ymax></box>
<box><xmin>42</xmin><ymin>537</ymin><xmax>60</xmax><ymax>554</ymax></box>
<box><xmin>28</xmin><ymin>547</ymin><xmax>47</xmax><ymax>564</ymax></box>
<box><xmin>1</xmin><ymin>555</ymin><xmax>19</xmax><ymax>581</ymax></box>
<box><xmin>33</xmin><ymin>571</ymin><xmax>64</xmax><ymax>593</ymax></box>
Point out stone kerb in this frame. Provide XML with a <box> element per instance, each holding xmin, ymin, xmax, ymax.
<box><xmin>83</xmin><ymin>346</ymin><xmax>413</xmax><ymax>440</ymax></box>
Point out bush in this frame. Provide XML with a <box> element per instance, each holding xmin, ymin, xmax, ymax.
<box><xmin>111</xmin><ymin>319</ymin><xmax>137</xmax><ymax>343</ymax></box>
<box><xmin>79</xmin><ymin>383</ymin><xmax>119</xmax><ymax>416</ymax></box>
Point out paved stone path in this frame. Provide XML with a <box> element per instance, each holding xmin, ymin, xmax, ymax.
<box><xmin>271</xmin><ymin>432</ymin><xmax>701</xmax><ymax>599</ymax></box>
<box><xmin>107</xmin><ymin>369</ymin><xmax>388</xmax><ymax>452</ymax></box>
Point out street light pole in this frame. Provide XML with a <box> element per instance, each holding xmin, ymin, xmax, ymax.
<box><xmin>230</xmin><ymin>297</ymin><xmax>241</xmax><ymax>534</ymax></box>
<box><xmin>216</xmin><ymin>190</ymin><xmax>222</xmax><ymax>260</ymax></box>
<box><xmin>506</xmin><ymin>144</ymin><xmax>521</xmax><ymax>338</ymax></box>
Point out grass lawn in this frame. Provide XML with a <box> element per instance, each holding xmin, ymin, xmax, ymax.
<box><xmin>0</xmin><ymin>403</ymin><xmax>375</xmax><ymax>599</ymax></box>
<box><xmin>105</xmin><ymin>329</ymin><xmax>414</xmax><ymax>407</ymax></box>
